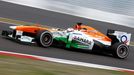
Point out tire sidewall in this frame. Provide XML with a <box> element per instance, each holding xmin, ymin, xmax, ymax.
<box><xmin>36</xmin><ymin>30</ymin><xmax>53</xmax><ymax>47</ymax></box>
<box><xmin>112</xmin><ymin>43</ymin><xmax>129</xmax><ymax>59</ymax></box>
<box><xmin>116</xmin><ymin>44</ymin><xmax>129</xmax><ymax>59</ymax></box>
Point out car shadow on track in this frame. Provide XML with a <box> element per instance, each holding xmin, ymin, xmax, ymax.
<box><xmin>52</xmin><ymin>43</ymin><xmax>116</xmax><ymax>59</ymax></box>
<box><xmin>1</xmin><ymin>36</ymin><xmax>117</xmax><ymax>59</ymax></box>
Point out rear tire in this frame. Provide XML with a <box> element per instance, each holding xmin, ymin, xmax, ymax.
<box><xmin>36</xmin><ymin>30</ymin><xmax>53</xmax><ymax>47</ymax></box>
<box><xmin>111</xmin><ymin>43</ymin><xmax>129</xmax><ymax>59</ymax></box>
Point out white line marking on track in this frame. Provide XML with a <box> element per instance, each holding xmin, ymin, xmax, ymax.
<box><xmin>0</xmin><ymin>50</ymin><xmax>134</xmax><ymax>73</ymax></box>
<box><xmin>0</xmin><ymin>21</ymin><xmax>19</xmax><ymax>26</ymax></box>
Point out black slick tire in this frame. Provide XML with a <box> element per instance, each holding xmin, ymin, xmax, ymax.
<box><xmin>111</xmin><ymin>43</ymin><xmax>129</xmax><ymax>59</ymax></box>
<box><xmin>36</xmin><ymin>30</ymin><xmax>53</xmax><ymax>47</ymax></box>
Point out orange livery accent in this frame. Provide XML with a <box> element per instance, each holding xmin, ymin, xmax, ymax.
<box><xmin>81</xmin><ymin>25</ymin><xmax>112</xmax><ymax>42</ymax></box>
<box><xmin>16</xmin><ymin>26</ymin><xmax>49</xmax><ymax>33</ymax></box>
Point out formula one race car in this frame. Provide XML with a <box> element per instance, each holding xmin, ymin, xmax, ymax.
<box><xmin>1</xmin><ymin>24</ymin><xmax>131</xmax><ymax>59</ymax></box>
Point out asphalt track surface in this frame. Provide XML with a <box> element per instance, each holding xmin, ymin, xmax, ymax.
<box><xmin>0</xmin><ymin>1</ymin><xmax>134</xmax><ymax>69</ymax></box>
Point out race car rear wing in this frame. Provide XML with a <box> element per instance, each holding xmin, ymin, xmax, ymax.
<box><xmin>107</xmin><ymin>29</ymin><xmax>131</xmax><ymax>45</ymax></box>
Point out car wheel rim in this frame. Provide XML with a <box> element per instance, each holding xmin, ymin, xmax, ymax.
<box><xmin>118</xmin><ymin>45</ymin><xmax>128</xmax><ymax>58</ymax></box>
<box><xmin>42</xmin><ymin>33</ymin><xmax>52</xmax><ymax>45</ymax></box>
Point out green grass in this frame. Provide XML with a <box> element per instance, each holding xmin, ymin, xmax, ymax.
<box><xmin>0</xmin><ymin>55</ymin><xmax>133</xmax><ymax>75</ymax></box>
<box><xmin>130</xmin><ymin>42</ymin><xmax>134</xmax><ymax>46</ymax></box>
<box><xmin>0</xmin><ymin>17</ymin><xmax>59</xmax><ymax>29</ymax></box>
<box><xmin>0</xmin><ymin>17</ymin><xmax>34</xmax><ymax>25</ymax></box>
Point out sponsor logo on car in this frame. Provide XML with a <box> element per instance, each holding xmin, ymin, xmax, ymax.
<box><xmin>120</xmin><ymin>35</ymin><xmax>128</xmax><ymax>44</ymax></box>
<box><xmin>73</xmin><ymin>36</ymin><xmax>92</xmax><ymax>45</ymax></box>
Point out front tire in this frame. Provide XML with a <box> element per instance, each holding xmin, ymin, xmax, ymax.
<box><xmin>36</xmin><ymin>30</ymin><xmax>53</xmax><ymax>47</ymax></box>
<box><xmin>111</xmin><ymin>43</ymin><xmax>129</xmax><ymax>59</ymax></box>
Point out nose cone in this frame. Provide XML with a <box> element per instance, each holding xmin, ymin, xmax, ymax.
<box><xmin>10</xmin><ymin>26</ymin><xmax>17</xmax><ymax>29</ymax></box>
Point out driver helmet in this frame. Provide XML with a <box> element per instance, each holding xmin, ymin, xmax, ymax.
<box><xmin>67</xmin><ymin>28</ymin><xmax>74</xmax><ymax>32</ymax></box>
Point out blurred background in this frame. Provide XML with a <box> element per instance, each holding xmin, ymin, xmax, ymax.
<box><xmin>2</xmin><ymin>0</ymin><xmax>134</xmax><ymax>28</ymax></box>
<box><xmin>4</xmin><ymin>0</ymin><xmax>134</xmax><ymax>16</ymax></box>
<box><xmin>51</xmin><ymin>0</ymin><xmax>134</xmax><ymax>17</ymax></box>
